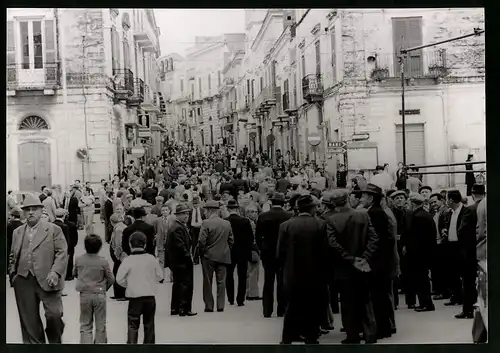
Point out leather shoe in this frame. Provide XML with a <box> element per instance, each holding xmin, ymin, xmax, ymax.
<box><xmin>414</xmin><ymin>306</ymin><xmax>435</xmax><ymax>312</ymax></box>
<box><xmin>171</xmin><ymin>310</ymin><xmax>179</xmax><ymax>315</ymax></box>
<box><xmin>204</xmin><ymin>309</ymin><xmax>214</xmax><ymax>313</ymax></box>
<box><xmin>237</xmin><ymin>303</ymin><xmax>245</xmax><ymax>307</ymax></box>
<box><xmin>455</xmin><ymin>312</ymin><xmax>474</xmax><ymax>319</ymax></box>
<box><xmin>179</xmin><ymin>311</ymin><xmax>198</xmax><ymax>317</ymax></box>
<box><xmin>217</xmin><ymin>308</ymin><xmax>224</xmax><ymax>312</ymax></box>
<box><xmin>433</xmin><ymin>294</ymin><xmax>448</xmax><ymax>300</ymax></box>
<box><xmin>408</xmin><ymin>304</ymin><xmax>416</xmax><ymax>309</ymax></box>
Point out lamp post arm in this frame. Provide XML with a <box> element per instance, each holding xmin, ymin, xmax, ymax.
<box><xmin>401</xmin><ymin>29</ymin><xmax>484</xmax><ymax>54</ymax></box>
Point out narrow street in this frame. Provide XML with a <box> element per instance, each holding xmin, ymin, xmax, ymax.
<box><xmin>5</xmin><ymin>215</ymin><xmax>473</xmax><ymax>344</ymax></box>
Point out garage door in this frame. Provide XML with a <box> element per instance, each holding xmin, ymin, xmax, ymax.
<box><xmin>395</xmin><ymin>123</ymin><xmax>425</xmax><ymax>166</ymax></box>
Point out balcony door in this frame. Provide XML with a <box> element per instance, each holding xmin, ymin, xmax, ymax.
<box><xmin>18</xmin><ymin>20</ymin><xmax>45</xmax><ymax>86</ymax></box>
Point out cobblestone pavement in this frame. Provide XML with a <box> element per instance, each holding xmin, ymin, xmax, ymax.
<box><xmin>6</xmin><ymin>215</ymin><xmax>473</xmax><ymax>344</ymax></box>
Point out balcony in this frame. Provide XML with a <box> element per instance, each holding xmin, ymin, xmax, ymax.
<box><xmin>66</xmin><ymin>72</ymin><xmax>114</xmax><ymax>90</ymax></box>
<box><xmin>7</xmin><ymin>62</ymin><xmax>60</xmax><ymax>95</ymax></box>
<box><xmin>282</xmin><ymin>91</ymin><xmax>290</xmax><ymax>112</ymax></box>
<box><xmin>302</xmin><ymin>74</ymin><xmax>324</xmax><ymax>103</ymax></box>
<box><xmin>141</xmin><ymin>85</ymin><xmax>160</xmax><ymax>113</ymax></box>
<box><xmin>133</xmin><ymin>23</ymin><xmax>159</xmax><ymax>53</ymax></box>
<box><xmin>369</xmin><ymin>49</ymin><xmax>449</xmax><ymax>83</ymax></box>
<box><xmin>127</xmin><ymin>78</ymin><xmax>145</xmax><ymax>106</ymax></box>
<box><xmin>112</xmin><ymin>68</ymin><xmax>134</xmax><ymax>100</ymax></box>
<box><xmin>255</xmin><ymin>86</ymin><xmax>276</xmax><ymax>111</ymax></box>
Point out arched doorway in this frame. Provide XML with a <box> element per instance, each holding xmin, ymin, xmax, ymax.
<box><xmin>18</xmin><ymin>116</ymin><xmax>51</xmax><ymax>192</ymax></box>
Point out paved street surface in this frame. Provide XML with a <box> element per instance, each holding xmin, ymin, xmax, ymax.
<box><xmin>6</xmin><ymin>215</ymin><xmax>473</xmax><ymax>344</ymax></box>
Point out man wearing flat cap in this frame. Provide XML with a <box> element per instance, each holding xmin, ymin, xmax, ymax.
<box><xmin>9</xmin><ymin>195</ymin><xmax>68</xmax><ymax>343</ymax></box>
<box><xmin>166</xmin><ymin>203</ymin><xmax>197</xmax><ymax>317</ymax></box>
<box><xmin>255</xmin><ymin>192</ymin><xmax>292</xmax><ymax>318</ymax></box>
<box><xmin>325</xmin><ymin>189</ymin><xmax>378</xmax><ymax>344</ymax></box>
<box><xmin>453</xmin><ymin>183</ymin><xmax>485</xmax><ymax>319</ymax></box>
<box><xmin>402</xmin><ymin>194</ymin><xmax>436</xmax><ymax>312</ymax></box>
<box><xmin>198</xmin><ymin>200</ymin><xmax>234</xmax><ymax>313</ymax></box>
<box><xmin>359</xmin><ymin>183</ymin><xmax>397</xmax><ymax>340</ymax></box>
<box><xmin>277</xmin><ymin>194</ymin><xmax>329</xmax><ymax>344</ymax></box>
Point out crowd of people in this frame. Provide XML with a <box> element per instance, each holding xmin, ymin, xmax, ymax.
<box><xmin>6</xmin><ymin>144</ymin><xmax>487</xmax><ymax>344</ymax></box>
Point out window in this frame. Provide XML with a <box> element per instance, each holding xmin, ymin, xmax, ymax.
<box><xmin>251</xmin><ymin>80</ymin><xmax>255</xmax><ymax>101</ymax></box>
<box><xmin>33</xmin><ymin>21</ymin><xmax>43</xmax><ymax>69</ymax></box>
<box><xmin>210</xmin><ymin>125</ymin><xmax>214</xmax><ymax>145</ymax></box>
<box><xmin>180</xmin><ymin>79</ymin><xmax>184</xmax><ymax>92</ymax></box>
<box><xmin>301</xmin><ymin>55</ymin><xmax>306</xmax><ymax>77</ymax></box>
<box><xmin>19</xmin><ymin>115</ymin><xmax>49</xmax><ymax>130</ymax></box>
<box><xmin>197</xmin><ymin>107</ymin><xmax>201</xmax><ymax>115</ymax></box>
<box><xmin>260</xmin><ymin>77</ymin><xmax>264</xmax><ymax>91</ymax></box>
<box><xmin>111</xmin><ymin>26</ymin><xmax>121</xmax><ymax>71</ymax></box>
<box><xmin>330</xmin><ymin>28</ymin><xmax>337</xmax><ymax>83</ymax></box>
<box><xmin>392</xmin><ymin>17</ymin><xmax>423</xmax><ymax>76</ymax></box>
<box><xmin>315</xmin><ymin>40</ymin><xmax>321</xmax><ymax>75</ymax></box>
<box><xmin>208</xmin><ymin>74</ymin><xmax>211</xmax><ymax>90</ymax></box>
<box><xmin>123</xmin><ymin>36</ymin><xmax>131</xmax><ymax>70</ymax></box>
<box><xmin>20</xmin><ymin>22</ymin><xmax>30</xmax><ymax>69</ymax></box>
<box><xmin>198</xmin><ymin>77</ymin><xmax>202</xmax><ymax>95</ymax></box>
<box><xmin>182</xmin><ymin>108</ymin><xmax>186</xmax><ymax>118</ymax></box>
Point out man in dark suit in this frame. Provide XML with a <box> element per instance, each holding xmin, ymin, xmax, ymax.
<box><xmin>277</xmin><ymin>195</ymin><xmax>329</xmax><ymax>344</ymax></box>
<box><xmin>142</xmin><ymin>179</ymin><xmax>158</xmax><ymax>205</ymax></box>
<box><xmin>225</xmin><ymin>199</ymin><xmax>254</xmax><ymax>307</ymax></box>
<box><xmin>360</xmin><ymin>183</ymin><xmax>396</xmax><ymax>340</ymax></box>
<box><xmin>53</xmin><ymin>209</ymin><xmax>73</xmax><ymax>281</ymax></box>
<box><xmin>166</xmin><ymin>204</ymin><xmax>197</xmax><ymax>317</ymax></box>
<box><xmin>188</xmin><ymin>196</ymin><xmax>205</xmax><ymax>259</ymax></box>
<box><xmin>403</xmin><ymin>194</ymin><xmax>436</xmax><ymax>312</ymax></box>
<box><xmin>7</xmin><ymin>209</ymin><xmax>24</xmax><ymax>260</ymax></box>
<box><xmin>255</xmin><ymin>192</ymin><xmax>292</xmax><ymax>318</ymax></box>
<box><xmin>455</xmin><ymin>184</ymin><xmax>484</xmax><ymax>319</ymax></box>
<box><xmin>443</xmin><ymin>189</ymin><xmax>467</xmax><ymax>307</ymax></box>
<box><xmin>325</xmin><ymin>189</ymin><xmax>378</xmax><ymax>344</ymax></box>
<box><xmin>232</xmin><ymin>173</ymin><xmax>250</xmax><ymax>194</ymax></box>
<box><xmin>121</xmin><ymin>207</ymin><xmax>156</xmax><ymax>256</ymax></box>
<box><xmin>198</xmin><ymin>200</ymin><xmax>234</xmax><ymax>312</ymax></box>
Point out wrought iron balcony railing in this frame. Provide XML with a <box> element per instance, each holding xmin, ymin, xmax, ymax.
<box><xmin>112</xmin><ymin>68</ymin><xmax>134</xmax><ymax>93</ymax></box>
<box><xmin>370</xmin><ymin>49</ymin><xmax>449</xmax><ymax>81</ymax></box>
<box><xmin>302</xmin><ymin>74</ymin><xmax>324</xmax><ymax>98</ymax></box>
<box><xmin>66</xmin><ymin>72</ymin><xmax>114</xmax><ymax>90</ymax></box>
<box><xmin>7</xmin><ymin>62</ymin><xmax>61</xmax><ymax>90</ymax></box>
<box><xmin>127</xmin><ymin>78</ymin><xmax>145</xmax><ymax>104</ymax></box>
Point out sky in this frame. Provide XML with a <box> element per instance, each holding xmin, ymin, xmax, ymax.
<box><xmin>154</xmin><ymin>9</ymin><xmax>246</xmax><ymax>57</ymax></box>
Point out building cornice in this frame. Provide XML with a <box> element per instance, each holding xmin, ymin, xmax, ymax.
<box><xmin>251</xmin><ymin>9</ymin><xmax>283</xmax><ymax>53</ymax></box>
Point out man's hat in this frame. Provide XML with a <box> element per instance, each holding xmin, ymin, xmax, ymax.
<box><xmin>204</xmin><ymin>200</ymin><xmax>221</xmax><ymax>209</ymax></box>
<box><xmin>390</xmin><ymin>190</ymin><xmax>408</xmax><ymax>199</ymax></box>
<box><xmin>296</xmin><ymin>195</ymin><xmax>319</xmax><ymax>209</ymax></box>
<box><xmin>21</xmin><ymin>195</ymin><xmax>43</xmax><ymax>209</ymax></box>
<box><xmin>174</xmin><ymin>203</ymin><xmax>191</xmax><ymax>214</ymax></box>
<box><xmin>471</xmin><ymin>184</ymin><xmax>486</xmax><ymax>195</ymax></box>
<box><xmin>410</xmin><ymin>193</ymin><xmax>426</xmax><ymax>205</ymax></box>
<box><xmin>10</xmin><ymin>208</ymin><xmax>22</xmax><ymax>218</ymax></box>
<box><xmin>360</xmin><ymin>183</ymin><xmax>383</xmax><ymax>196</ymax></box>
<box><xmin>321</xmin><ymin>191</ymin><xmax>336</xmax><ymax>206</ymax></box>
<box><xmin>419</xmin><ymin>185</ymin><xmax>432</xmax><ymax>193</ymax></box>
<box><xmin>270</xmin><ymin>192</ymin><xmax>286</xmax><ymax>203</ymax></box>
<box><xmin>330</xmin><ymin>189</ymin><xmax>350</xmax><ymax>206</ymax></box>
<box><xmin>226</xmin><ymin>199</ymin><xmax>240</xmax><ymax>209</ymax></box>
<box><xmin>55</xmin><ymin>208</ymin><xmax>67</xmax><ymax>218</ymax></box>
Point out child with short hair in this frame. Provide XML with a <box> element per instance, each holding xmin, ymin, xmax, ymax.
<box><xmin>117</xmin><ymin>231</ymin><xmax>164</xmax><ymax>344</ymax></box>
<box><xmin>73</xmin><ymin>234</ymin><xmax>115</xmax><ymax>344</ymax></box>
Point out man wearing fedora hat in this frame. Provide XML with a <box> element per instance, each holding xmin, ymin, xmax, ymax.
<box><xmin>277</xmin><ymin>194</ymin><xmax>329</xmax><ymax>344</ymax></box>
<box><xmin>360</xmin><ymin>183</ymin><xmax>397</xmax><ymax>340</ymax></box>
<box><xmin>9</xmin><ymin>194</ymin><xmax>68</xmax><ymax>343</ymax></box>
<box><xmin>324</xmin><ymin>189</ymin><xmax>378</xmax><ymax>344</ymax></box>
<box><xmin>166</xmin><ymin>203</ymin><xmax>197</xmax><ymax>317</ymax></box>
<box><xmin>255</xmin><ymin>192</ymin><xmax>292</xmax><ymax>318</ymax></box>
<box><xmin>225</xmin><ymin>199</ymin><xmax>255</xmax><ymax>307</ymax></box>
<box><xmin>198</xmin><ymin>200</ymin><xmax>234</xmax><ymax>312</ymax></box>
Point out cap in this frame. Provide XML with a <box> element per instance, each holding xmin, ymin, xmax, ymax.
<box><xmin>419</xmin><ymin>185</ymin><xmax>433</xmax><ymax>193</ymax></box>
<box><xmin>410</xmin><ymin>194</ymin><xmax>426</xmax><ymax>204</ymax></box>
<box><xmin>55</xmin><ymin>208</ymin><xmax>67</xmax><ymax>218</ymax></box>
<box><xmin>390</xmin><ymin>190</ymin><xmax>408</xmax><ymax>199</ymax></box>
<box><xmin>226</xmin><ymin>199</ymin><xmax>239</xmax><ymax>209</ymax></box>
<box><xmin>174</xmin><ymin>203</ymin><xmax>191</xmax><ymax>214</ymax></box>
<box><xmin>204</xmin><ymin>200</ymin><xmax>221</xmax><ymax>209</ymax></box>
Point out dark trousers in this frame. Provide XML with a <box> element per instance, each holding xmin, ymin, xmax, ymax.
<box><xmin>339</xmin><ymin>278</ymin><xmax>377</xmax><ymax>342</ymax></box>
<box><xmin>171</xmin><ymin>265</ymin><xmax>194</xmax><ymax>313</ymax></box>
<box><xmin>80</xmin><ymin>293</ymin><xmax>107</xmax><ymax>343</ymax></box>
<box><xmin>110</xmin><ymin>249</ymin><xmax>126</xmax><ymax>299</ymax></box>
<box><xmin>127</xmin><ymin>296</ymin><xmax>156</xmax><ymax>344</ymax></box>
<box><xmin>66</xmin><ymin>245</ymin><xmax>75</xmax><ymax>280</ymax></box>
<box><xmin>431</xmin><ymin>243</ymin><xmax>449</xmax><ymax>296</ymax></box>
<box><xmin>462</xmin><ymin>260</ymin><xmax>478</xmax><ymax>314</ymax></box>
<box><xmin>190</xmin><ymin>227</ymin><xmax>201</xmax><ymax>261</ymax></box>
<box><xmin>226</xmin><ymin>260</ymin><xmax>248</xmax><ymax>305</ymax></box>
<box><xmin>392</xmin><ymin>277</ymin><xmax>400</xmax><ymax>308</ymax></box>
<box><xmin>262</xmin><ymin>260</ymin><xmax>286</xmax><ymax>317</ymax></box>
<box><xmin>328</xmin><ymin>277</ymin><xmax>340</xmax><ymax>313</ymax></box>
<box><xmin>201</xmin><ymin>258</ymin><xmax>227</xmax><ymax>311</ymax></box>
<box><xmin>13</xmin><ymin>273</ymin><xmax>65</xmax><ymax>343</ymax></box>
<box><xmin>370</xmin><ymin>275</ymin><xmax>395</xmax><ymax>337</ymax></box>
<box><xmin>445</xmin><ymin>242</ymin><xmax>464</xmax><ymax>303</ymax></box>
<box><xmin>406</xmin><ymin>258</ymin><xmax>433</xmax><ymax>308</ymax></box>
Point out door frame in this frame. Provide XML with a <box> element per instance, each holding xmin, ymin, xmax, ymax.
<box><xmin>18</xmin><ymin>140</ymin><xmax>52</xmax><ymax>192</ymax></box>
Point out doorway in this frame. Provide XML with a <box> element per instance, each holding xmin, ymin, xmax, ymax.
<box><xmin>18</xmin><ymin>141</ymin><xmax>51</xmax><ymax>192</ymax></box>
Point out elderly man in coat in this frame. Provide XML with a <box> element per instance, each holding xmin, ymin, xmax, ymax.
<box><xmin>9</xmin><ymin>195</ymin><xmax>68</xmax><ymax>343</ymax></box>
<box><xmin>277</xmin><ymin>195</ymin><xmax>329</xmax><ymax>344</ymax></box>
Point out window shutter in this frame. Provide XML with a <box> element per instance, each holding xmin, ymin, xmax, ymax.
<box><xmin>198</xmin><ymin>77</ymin><xmax>202</xmax><ymax>96</ymax></box>
<box><xmin>123</xmin><ymin>38</ymin><xmax>130</xmax><ymax>70</ymax></box>
<box><xmin>406</xmin><ymin>17</ymin><xmax>423</xmax><ymax>76</ymax></box>
<box><xmin>44</xmin><ymin>20</ymin><xmax>56</xmax><ymax>63</ymax></box>
<box><xmin>111</xmin><ymin>26</ymin><xmax>120</xmax><ymax>71</ymax></box>
<box><xmin>315</xmin><ymin>41</ymin><xmax>321</xmax><ymax>75</ymax></box>
<box><xmin>7</xmin><ymin>20</ymin><xmax>16</xmax><ymax>84</ymax></box>
<box><xmin>330</xmin><ymin>28</ymin><xmax>337</xmax><ymax>83</ymax></box>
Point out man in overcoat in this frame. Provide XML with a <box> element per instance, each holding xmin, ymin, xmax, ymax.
<box><xmin>255</xmin><ymin>192</ymin><xmax>292</xmax><ymax>318</ymax></box>
<box><xmin>277</xmin><ymin>195</ymin><xmax>329</xmax><ymax>344</ymax></box>
<box><xmin>325</xmin><ymin>189</ymin><xmax>378</xmax><ymax>344</ymax></box>
<box><xmin>9</xmin><ymin>195</ymin><xmax>68</xmax><ymax>343</ymax></box>
<box><xmin>166</xmin><ymin>203</ymin><xmax>197</xmax><ymax>317</ymax></box>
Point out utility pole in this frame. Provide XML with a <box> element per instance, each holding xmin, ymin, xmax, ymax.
<box><xmin>398</xmin><ymin>28</ymin><xmax>484</xmax><ymax>167</ymax></box>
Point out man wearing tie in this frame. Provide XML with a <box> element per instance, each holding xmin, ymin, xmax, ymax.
<box><xmin>188</xmin><ymin>196</ymin><xmax>205</xmax><ymax>260</ymax></box>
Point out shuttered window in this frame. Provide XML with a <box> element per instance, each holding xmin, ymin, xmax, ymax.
<box><xmin>198</xmin><ymin>77</ymin><xmax>202</xmax><ymax>96</ymax></box>
<box><xmin>33</xmin><ymin>21</ymin><xmax>43</xmax><ymax>69</ymax></box>
<box><xmin>7</xmin><ymin>21</ymin><xmax>17</xmax><ymax>83</ymax></box>
<box><xmin>111</xmin><ymin>26</ymin><xmax>121</xmax><ymax>71</ymax></box>
<box><xmin>330</xmin><ymin>28</ymin><xmax>337</xmax><ymax>83</ymax></box>
<box><xmin>44</xmin><ymin>20</ymin><xmax>56</xmax><ymax>63</ymax></box>
<box><xmin>396</xmin><ymin>124</ymin><xmax>425</xmax><ymax>166</ymax></box>
<box><xmin>20</xmin><ymin>22</ymin><xmax>30</xmax><ymax>69</ymax></box>
<box><xmin>315</xmin><ymin>40</ymin><xmax>321</xmax><ymax>75</ymax></box>
<box><xmin>301</xmin><ymin>55</ymin><xmax>306</xmax><ymax>77</ymax></box>
<box><xmin>260</xmin><ymin>77</ymin><xmax>264</xmax><ymax>92</ymax></box>
<box><xmin>123</xmin><ymin>36</ymin><xmax>130</xmax><ymax>70</ymax></box>
<box><xmin>251</xmin><ymin>79</ymin><xmax>255</xmax><ymax>101</ymax></box>
<box><xmin>392</xmin><ymin>17</ymin><xmax>423</xmax><ymax>77</ymax></box>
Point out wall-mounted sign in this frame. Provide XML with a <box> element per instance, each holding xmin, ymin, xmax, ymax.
<box><xmin>308</xmin><ymin>133</ymin><xmax>321</xmax><ymax>147</ymax></box>
<box><xmin>399</xmin><ymin>109</ymin><xmax>420</xmax><ymax>115</ymax></box>
<box><xmin>352</xmin><ymin>133</ymin><xmax>370</xmax><ymax>141</ymax></box>
<box><xmin>327</xmin><ymin>141</ymin><xmax>347</xmax><ymax>154</ymax></box>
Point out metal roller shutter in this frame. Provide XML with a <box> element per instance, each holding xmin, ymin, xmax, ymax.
<box><xmin>395</xmin><ymin>123</ymin><xmax>425</xmax><ymax>166</ymax></box>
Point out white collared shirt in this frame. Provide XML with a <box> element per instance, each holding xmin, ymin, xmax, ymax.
<box><xmin>448</xmin><ymin>203</ymin><xmax>463</xmax><ymax>242</ymax></box>
<box><xmin>191</xmin><ymin>207</ymin><xmax>202</xmax><ymax>228</ymax></box>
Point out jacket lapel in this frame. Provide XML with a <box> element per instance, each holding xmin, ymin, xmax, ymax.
<box><xmin>13</xmin><ymin>224</ymin><xmax>28</xmax><ymax>257</ymax></box>
<box><xmin>31</xmin><ymin>222</ymin><xmax>50</xmax><ymax>250</ymax></box>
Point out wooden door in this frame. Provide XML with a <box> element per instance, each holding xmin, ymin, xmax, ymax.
<box><xmin>18</xmin><ymin>141</ymin><xmax>51</xmax><ymax>192</ymax></box>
